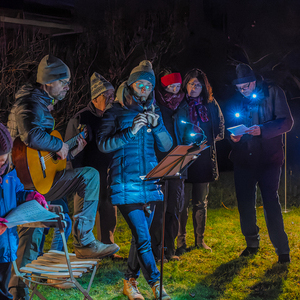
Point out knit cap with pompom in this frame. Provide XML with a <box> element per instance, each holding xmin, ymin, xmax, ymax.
<box><xmin>0</xmin><ymin>123</ymin><xmax>13</xmax><ymax>155</ymax></box>
<box><xmin>127</xmin><ymin>60</ymin><xmax>155</xmax><ymax>87</ymax></box>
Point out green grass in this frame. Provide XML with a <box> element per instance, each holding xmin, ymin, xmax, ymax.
<box><xmin>34</xmin><ymin>171</ymin><xmax>300</xmax><ymax>300</ymax></box>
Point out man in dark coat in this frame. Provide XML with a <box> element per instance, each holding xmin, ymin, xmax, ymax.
<box><xmin>65</xmin><ymin>72</ymin><xmax>120</xmax><ymax>256</ymax></box>
<box><xmin>7</xmin><ymin>55</ymin><xmax>119</xmax><ymax>299</ymax></box>
<box><xmin>229</xmin><ymin>63</ymin><xmax>293</xmax><ymax>263</ymax></box>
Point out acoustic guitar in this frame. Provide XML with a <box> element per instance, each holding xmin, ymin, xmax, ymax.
<box><xmin>12</xmin><ymin>128</ymin><xmax>86</xmax><ymax>194</ymax></box>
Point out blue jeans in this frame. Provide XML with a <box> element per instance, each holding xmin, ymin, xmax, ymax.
<box><xmin>118</xmin><ymin>203</ymin><xmax>160</xmax><ymax>287</ymax></box>
<box><xmin>51</xmin><ymin>213</ymin><xmax>72</xmax><ymax>251</ymax></box>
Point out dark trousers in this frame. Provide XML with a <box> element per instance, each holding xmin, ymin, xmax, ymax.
<box><xmin>0</xmin><ymin>262</ymin><xmax>13</xmax><ymax>300</ymax></box>
<box><xmin>234</xmin><ymin>164</ymin><xmax>290</xmax><ymax>255</ymax></box>
<box><xmin>96</xmin><ymin>168</ymin><xmax>117</xmax><ymax>244</ymax></box>
<box><xmin>150</xmin><ymin>179</ymin><xmax>184</xmax><ymax>258</ymax></box>
<box><xmin>118</xmin><ymin>203</ymin><xmax>160</xmax><ymax>287</ymax></box>
<box><xmin>177</xmin><ymin>182</ymin><xmax>209</xmax><ymax>248</ymax></box>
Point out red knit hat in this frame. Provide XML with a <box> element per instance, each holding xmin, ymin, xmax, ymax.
<box><xmin>0</xmin><ymin>123</ymin><xmax>13</xmax><ymax>155</ymax></box>
<box><xmin>161</xmin><ymin>73</ymin><xmax>182</xmax><ymax>87</ymax></box>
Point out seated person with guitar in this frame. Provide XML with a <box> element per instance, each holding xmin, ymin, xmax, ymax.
<box><xmin>7</xmin><ymin>55</ymin><xmax>119</xmax><ymax>300</ymax></box>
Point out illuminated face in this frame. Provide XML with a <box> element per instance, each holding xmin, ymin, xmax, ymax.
<box><xmin>235</xmin><ymin>81</ymin><xmax>256</xmax><ymax>98</ymax></box>
<box><xmin>131</xmin><ymin>80</ymin><xmax>153</xmax><ymax>98</ymax></box>
<box><xmin>93</xmin><ymin>89</ymin><xmax>115</xmax><ymax>111</ymax></box>
<box><xmin>186</xmin><ymin>78</ymin><xmax>202</xmax><ymax>98</ymax></box>
<box><xmin>0</xmin><ymin>153</ymin><xmax>8</xmax><ymax>168</ymax></box>
<box><xmin>45</xmin><ymin>77</ymin><xmax>71</xmax><ymax>101</ymax></box>
<box><xmin>165</xmin><ymin>83</ymin><xmax>181</xmax><ymax>95</ymax></box>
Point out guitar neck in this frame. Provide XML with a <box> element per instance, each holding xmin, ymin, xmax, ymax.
<box><xmin>66</xmin><ymin>131</ymin><xmax>85</xmax><ymax>150</ymax></box>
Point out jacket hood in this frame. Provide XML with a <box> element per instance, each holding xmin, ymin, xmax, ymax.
<box><xmin>15</xmin><ymin>84</ymin><xmax>53</xmax><ymax>106</ymax></box>
<box><xmin>115</xmin><ymin>81</ymin><xmax>154</xmax><ymax>112</ymax></box>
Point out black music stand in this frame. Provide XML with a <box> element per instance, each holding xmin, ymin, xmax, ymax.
<box><xmin>144</xmin><ymin>143</ymin><xmax>208</xmax><ymax>300</ymax></box>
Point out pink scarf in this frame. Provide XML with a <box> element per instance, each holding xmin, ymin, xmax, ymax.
<box><xmin>156</xmin><ymin>89</ymin><xmax>184</xmax><ymax>111</ymax></box>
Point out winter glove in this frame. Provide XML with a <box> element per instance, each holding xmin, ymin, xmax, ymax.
<box><xmin>26</xmin><ymin>191</ymin><xmax>48</xmax><ymax>210</ymax></box>
<box><xmin>0</xmin><ymin>218</ymin><xmax>8</xmax><ymax>235</ymax></box>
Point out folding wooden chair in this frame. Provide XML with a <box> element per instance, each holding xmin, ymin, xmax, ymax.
<box><xmin>12</xmin><ymin>205</ymin><xmax>100</xmax><ymax>300</ymax></box>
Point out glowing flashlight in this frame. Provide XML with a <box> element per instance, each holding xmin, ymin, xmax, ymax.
<box><xmin>181</xmin><ymin>120</ymin><xmax>187</xmax><ymax>124</ymax></box>
<box><xmin>251</xmin><ymin>93</ymin><xmax>257</xmax><ymax>99</ymax></box>
<box><xmin>190</xmin><ymin>133</ymin><xmax>196</xmax><ymax>137</ymax></box>
<box><xmin>235</xmin><ymin>112</ymin><xmax>240</xmax><ymax>118</ymax></box>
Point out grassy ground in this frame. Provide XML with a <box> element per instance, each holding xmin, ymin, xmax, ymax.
<box><xmin>34</xmin><ymin>171</ymin><xmax>300</xmax><ymax>300</ymax></box>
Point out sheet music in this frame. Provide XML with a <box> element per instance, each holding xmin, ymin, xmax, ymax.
<box><xmin>227</xmin><ymin>124</ymin><xmax>249</xmax><ymax>136</ymax></box>
<box><xmin>5</xmin><ymin>201</ymin><xmax>58</xmax><ymax>228</ymax></box>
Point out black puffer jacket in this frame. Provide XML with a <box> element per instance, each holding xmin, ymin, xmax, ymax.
<box><xmin>7</xmin><ymin>84</ymin><xmax>63</xmax><ymax>152</ymax></box>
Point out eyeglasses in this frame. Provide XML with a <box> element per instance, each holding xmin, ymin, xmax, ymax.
<box><xmin>59</xmin><ymin>79</ymin><xmax>71</xmax><ymax>87</ymax></box>
<box><xmin>135</xmin><ymin>82</ymin><xmax>153</xmax><ymax>91</ymax></box>
<box><xmin>236</xmin><ymin>82</ymin><xmax>250</xmax><ymax>92</ymax></box>
<box><xmin>188</xmin><ymin>82</ymin><xmax>202</xmax><ymax>89</ymax></box>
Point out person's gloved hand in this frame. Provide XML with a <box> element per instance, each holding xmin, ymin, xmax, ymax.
<box><xmin>0</xmin><ymin>218</ymin><xmax>8</xmax><ymax>235</ymax></box>
<box><xmin>26</xmin><ymin>191</ymin><xmax>48</xmax><ymax>210</ymax></box>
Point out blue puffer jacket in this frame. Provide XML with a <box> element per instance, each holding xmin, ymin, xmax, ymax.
<box><xmin>0</xmin><ymin>166</ymin><xmax>32</xmax><ymax>263</ymax></box>
<box><xmin>97</xmin><ymin>82</ymin><xmax>173</xmax><ymax>206</ymax></box>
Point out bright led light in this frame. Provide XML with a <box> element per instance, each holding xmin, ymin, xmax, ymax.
<box><xmin>252</xmin><ymin>93</ymin><xmax>257</xmax><ymax>98</ymax></box>
<box><xmin>190</xmin><ymin>133</ymin><xmax>196</xmax><ymax>137</ymax></box>
<box><xmin>181</xmin><ymin>120</ymin><xmax>187</xmax><ymax>124</ymax></box>
<box><xmin>235</xmin><ymin>113</ymin><xmax>240</xmax><ymax>118</ymax></box>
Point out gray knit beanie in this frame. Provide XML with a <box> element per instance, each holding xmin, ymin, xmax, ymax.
<box><xmin>127</xmin><ymin>60</ymin><xmax>155</xmax><ymax>87</ymax></box>
<box><xmin>232</xmin><ymin>63</ymin><xmax>256</xmax><ymax>85</ymax></box>
<box><xmin>0</xmin><ymin>123</ymin><xmax>13</xmax><ymax>155</ymax></box>
<box><xmin>37</xmin><ymin>55</ymin><xmax>70</xmax><ymax>84</ymax></box>
<box><xmin>90</xmin><ymin>72</ymin><xmax>114</xmax><ymax>100</ymax></box>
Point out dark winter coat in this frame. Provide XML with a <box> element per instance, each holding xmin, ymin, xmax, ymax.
<box><xmin>0</xmin><ymin>167</ymin><xmax>32</xmax><ymax>263</ymax></box>
<box><xmin>7</xmin><ymin>84</ymin><xmax>62</xmax><ymax>152</ymax></box>
<box><xmin>65</xmin><ymin>101</ymin><xmax>113</xmax><ymax>173</ymax></box>
<box><xmin>229</xmin><ymin>79</ymin><xmax>293</xmax><ymax>167</ymax></box>
<box><xmin>173</xmin><ymin>97</ymin><xmax>224</xmax><ymax>183</ymax></box>
<box><xmin>97</xmin><ymin>82</ymin><xmax>173</xmax><ymax>206</ymax></box>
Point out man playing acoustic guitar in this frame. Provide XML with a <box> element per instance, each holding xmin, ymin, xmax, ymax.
<box><xmin>7</xmin><ymin>55</ymin><xmax>119</xmax><ymax>300</ymax></box>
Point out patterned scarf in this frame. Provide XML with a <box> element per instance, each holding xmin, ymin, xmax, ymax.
<box><xmin>186</xmin><ymin>96</ymin><xmax>209</xmax><ymax>131</ymax></box>
<box><xmin>156</xmin><ymin>89</ymin><xmax>185</xmax><ymax>111</ymax></box>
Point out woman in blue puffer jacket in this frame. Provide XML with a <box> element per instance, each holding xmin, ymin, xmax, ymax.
<box><xmin>98</xmin><ymin>61</ymin><xmax>172</xmax><ymax>300</ymax></box>
<box><xmin>0</xmin><ymin>123</ymin><xmax>47</xmax><ymax>300</ymax></box>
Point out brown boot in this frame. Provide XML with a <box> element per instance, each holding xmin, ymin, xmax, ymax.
<box><xmin>196</xmin><ymin>240</ymin><xmax>212</xmax><ymax>252</ymax></box>
<box><xmin>152</xmin><ymin>281</ymin><xmax>171</xmax><ymax>300</ymax></box>
<box><xmin>123</xmin><ymin>278</ymin><xmax>144</xmax><ymax>300</ymax></box>
<box><xmin>74</xmin><ymin>240</ymin><xmax>119</xmax><ymax>259</ymax></box>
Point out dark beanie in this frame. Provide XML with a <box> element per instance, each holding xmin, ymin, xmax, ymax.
<box><xmin>37</xmin><ymin>55</ymin><xmax>70</xmax><ymax>84</ymax></box>
<box><xmin>232</xmin><ymin>63</ymin><xmax>256</xmax><ymax>85</ymax></box>
<box><xmin>0</xmin><ymin>124</ymin><xmax>13</xmax><ymax>155</ymax></box>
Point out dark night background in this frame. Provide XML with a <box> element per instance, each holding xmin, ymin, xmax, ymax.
<box><xmin>1</xmin><ymin>0</ymin><xmax>300</xmax><ymax>194</ymax></box>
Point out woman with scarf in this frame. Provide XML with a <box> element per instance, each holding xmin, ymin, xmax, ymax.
<box><xmin>97</xmin><ymin>60</ymin><xmax>172</xmax><ymax>300</ymax></box>
<box><xmin>151</xmin><ymin>69</ymin><xmax>185</xmax><ymax>262</ymax></box>
<box><xmin>173</xmin><ymin>68</ymin><xmax>224</xmax><ymax>255</ymax></box>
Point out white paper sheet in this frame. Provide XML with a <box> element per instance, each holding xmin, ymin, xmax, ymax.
<box><xmin>227</xmin><ymin>124</ymin><xmax>249</xmax><ymax>136</ymax></box>
<box><xmin>5</xmin><ymin>201</ymin><xmax>58</xmax><ymax>228</ymax></box>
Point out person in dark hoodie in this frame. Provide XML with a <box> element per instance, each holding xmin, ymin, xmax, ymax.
<box><xmin>0</xmin><ymin>123</ymin><xmax>48</xmax><ymax>300</ymax></box>
<box><xmin>64</xmin><ymin>72</ymin><xmax>121</xmax><ymax>259</ymax></box>
<box><xmin>150</xmin><ymin>69</ymin><xmax>185</xmax><ymax>262</ymax></box>
<box><xmin>229</xmin><ymin>63</ymin><xmax>293</xmax><ymax>263</ymax></box>
<box><xmin>98</xmin><ymin>60</ymin><xmax>172</xmax><ymax>300</ymax></box>
<box><xmin>7</xmin><ymin>55</ymin><xmax>119</xmax><ymax>300</ymax></box>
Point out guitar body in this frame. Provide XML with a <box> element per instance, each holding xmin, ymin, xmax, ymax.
<box><xmin>12</xmin><ymin>130</ymin><xmax>66</xmax><ymax>194</ymax></box>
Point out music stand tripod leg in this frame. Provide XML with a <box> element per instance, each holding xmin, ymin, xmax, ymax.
<box><xmin>159</xmin><ymin>179</ymin><xmax>168</xmax><ymax>300</ymax></box>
